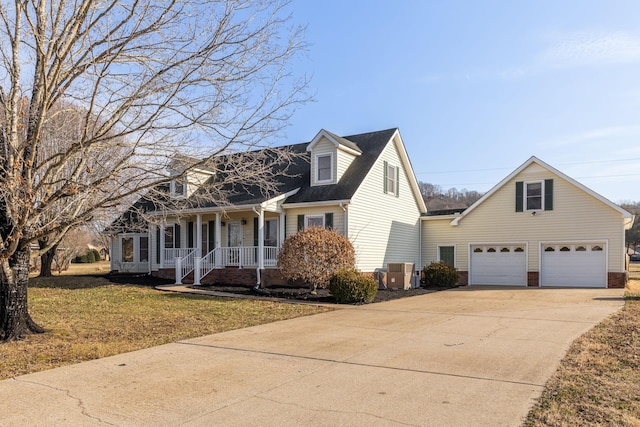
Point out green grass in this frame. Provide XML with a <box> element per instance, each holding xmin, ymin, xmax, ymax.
<box><xmin>0</xmin><ymin>266</ymin><xmax>330</xmax><ymax>380</ymax></box>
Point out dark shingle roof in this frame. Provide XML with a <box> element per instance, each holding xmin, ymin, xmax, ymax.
<box><xmin>108</xmin><ymin>128</ymin><xmax>397</xmax><ymax>231</ymax></box>
<box><xmin>285</xmin><ymin>128</ymin><xmax>397</xmax><ymax>204</ymax></box>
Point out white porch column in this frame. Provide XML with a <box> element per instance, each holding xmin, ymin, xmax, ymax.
<box><xmin>194</xmin><ymin>213</ymin><xmax>203</xmax><ymax>285</ymax></box>
<box><xmin>279</xmin><ymin>212</ymin><xmax>286</xmax><ymax>247</ymax></box>
<box><xmin>196</xmin><ymin>214</ymin><xmax>203</xmax><ymax>256</ymax></box>
<box><xmin>180</xmin><ymin>218</ymin><xmax>187</xmax><ymax>248</ymax></box>
<box><xmin>175</xmin><ymin>257</ymin><xmax>182</xmax><ymax>285</ymax></box>
<box><xmin>215</xmin><ymin>213</ymin><xmax>222</xmax><ymax>266</ymax></box>
<box><xmin>194</xmin><ymin>257</ymin><xmax>202</xmax><ymax>285</ymax></box>
<box><xmin>159</xmin><ymin>221</ymin><xmax>165</xmax><ymax>268</ymax></box>
<box><xmin>258</xmin><ymin>209</ymin><xmax>265</xmax><ymax>270</ymax></box>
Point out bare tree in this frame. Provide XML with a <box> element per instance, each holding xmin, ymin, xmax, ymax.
<box><xmin>52</xmin><ymin>228</ymin><xmax>92</xmax><ymax>274</ymax></box>
<box><xmin>419</xmin><ymin>181</ymin><xmax>484</xmax><ymax>211</ymax></box>
<box><xmin>0</xmin><ymin>0</ymin><xmax>308</xmax><ymax>341</ymax></box>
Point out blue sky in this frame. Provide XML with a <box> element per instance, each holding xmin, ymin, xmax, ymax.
<box><xmin>276</xmin><ymin>0</ymin><xmax>640</xmax><ymax>204</ymax></box>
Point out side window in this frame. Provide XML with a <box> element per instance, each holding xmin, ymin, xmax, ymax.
<box><xmin>139</xmin><ymin>236</ymin><xmax>149</xmax><ymax>262</ymax></box>
<box><xmin>122</xmin><ymin>237</ymin><xmax>134</xmax><ymax>262</ymax></box>
<box><xmin>525</xmin><ymin>182</ymin><xmax>542</xmax><ymax>210</ymax></box>
<box><xmin>516</xmin><ymin>179</ymin><xmax>553</xmax><ymax>212</ymax></box>
<box><xmin>384</xmin><ymin>161</ymin><xmax>399</xmax><ymax>196</ymax></box>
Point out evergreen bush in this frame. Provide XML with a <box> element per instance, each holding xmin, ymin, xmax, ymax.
<box><xmin>421</xmin><ymin>261</ymin><xmax>458</xmax><ymax>288</ymax></box>
<box><xmin>329</xmin><ymin>269</ymin><xmax>378</xmax><ymax>304</ymax></box>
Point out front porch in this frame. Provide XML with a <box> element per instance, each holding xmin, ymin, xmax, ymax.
<box><xmin>162</xmin><ymin>246</ymin><xmax>280</xmax><ymax>285</ymax></box>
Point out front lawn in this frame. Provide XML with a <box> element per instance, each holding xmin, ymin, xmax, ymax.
<box><xmin>0</xmin><ymin>264</ymin><xmax>330</xmax><ymax>380</ymax></box>
<box><xmin>525</xmin><ymin>262</ymin><xmax>640</xmax><ymax>426</ymax></box>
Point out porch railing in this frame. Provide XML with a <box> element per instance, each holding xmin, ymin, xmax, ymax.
<box><xmin>170</xmin><ymin>246</ymin><xmax>280</xmax><ymax>284</ymax></box>
<box><xmin>163</xmin><ymin>248</ymin><xmax>195</xmax><ymax>267</ymax></box>
<box><xmin>175</xmin><ymin>249</ymin><xmax>196</xmax><ymax>285</ymax></box>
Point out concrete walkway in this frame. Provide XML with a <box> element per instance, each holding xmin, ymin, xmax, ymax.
<box><xmin>0</xmin><ymin>286</ymin><xmax>624</xmax><ymax>426</ymax></box>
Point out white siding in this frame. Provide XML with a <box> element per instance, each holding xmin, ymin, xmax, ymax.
<box><xmin>336</xmin><ymin>148</ymin><xmax>356</xmax><ymax>182</ymax></box>
<box><xmin>348</xmin><ymin>138</ymin><xmax>421</xmax><ymax>273</ymax></box>
<box><xmin>285</xmin><ymin>206</ymin><xmax>346</xmax><ymax>237</ymax></box>
<box><xmin>422</xmin><ymin>164</ymin><xmax>627</xmax><ymax>274</ymax></box>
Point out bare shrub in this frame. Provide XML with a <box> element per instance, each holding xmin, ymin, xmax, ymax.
<box><xmin>277</xmin><ymin>228</ymin><xmax>355</xmax><ymax>293</ymax></box>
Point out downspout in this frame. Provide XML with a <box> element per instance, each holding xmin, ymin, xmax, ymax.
<box><xmin>339</xmin><ymin>202</ymin><xmax>348</xmax><ymax>236</ymax></box>
<box><xmin>418</xmin><ymin>217</ymin><xmax>422</xmax><ymax>287</ymax></box>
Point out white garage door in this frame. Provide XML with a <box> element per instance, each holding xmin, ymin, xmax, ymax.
<box><xmin>540</xmin><ymin>243</ymin><xmax>606</xmax><ymax>288</ymax></box>
<box><xmin>470</xmin><ymin>244</ymin><xmax>527</xmax><ymax>286</ymax></box>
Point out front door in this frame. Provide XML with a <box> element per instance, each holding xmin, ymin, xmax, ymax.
<box><xmin>228</xmin><ymin>222</ymin><xmax>243</xmax><ymax>265</ymax></box>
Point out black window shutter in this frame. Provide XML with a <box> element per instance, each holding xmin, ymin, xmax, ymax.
<box><xmin>253</xmin><ymin>217</ymin><xmax>259</xmax><ymax>246</ymax></box>
<box><xmin>515</xmin><ymin>181</ymin><xmax>524</xmax><ymax>212</ymax></box>
<box><xmin>395</xmin><ymin>166</ymin><xmax>400</xmax><ymax>197</ymax></box>
<box><xmin>208</xmin><ymin>221</ymin><xmax>215</xmax><ymax>252</ymax></box>
<box><xmin>544</xmin><ymin>179</ymin><xmax>554</xmax><ymax>211</ymax></box>
<box><xmin>174</xmin><ymin>224</ymin><xmax>181</xmax><ymax>248</ymax></box>
<box><xmin>325</xmin><ymin>213</ymin><xmax>333</xmax><ymax>229</ymax></box>
<box><xmin>383</xmin><ymin>161</ymin><xmax>388</xmax><ymax>193</ymax></box>
<box><xmin>187</xmin><ymin>222</ymin><xmax>194</xmax><ymax>248</ymax></box>
<box><xmin>156</xmin><ymin>227</ymin><xmax>160</xmax><ymax>264</ymax></box>
<box><xmin>297</xmin><ymin>214</ymin><xmax>304</xmax><ymax>231</ymax></box>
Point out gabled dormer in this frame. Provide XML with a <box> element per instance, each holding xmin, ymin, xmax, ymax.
<box><xmin>167</xmin><ymin>158</ymin><xmax>216</xmax><ymax>199</ymax></box>
<box><xmin>307</xmin><ymin>129</ymin><xmax>362</xmax><ymax>186</ymax></box>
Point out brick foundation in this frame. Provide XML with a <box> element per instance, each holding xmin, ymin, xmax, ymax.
<box><xmin>153</xmin><ymin>269</ymin><xmax>176</xmax><ymax>281</ymax></box>
<box><xmin>457</xmin><ymin>271</ymin><xmax>468</xmax><ymax>286</ymax></box>
<box><xmin>608</xmin><ymin>272</ymin><xmax>628</xmax><ymax>288</ymax></box>
<box><xmin>528</xmin><ymin>272</ymin><xmax>539</xmax><ymax>287</ymax></box>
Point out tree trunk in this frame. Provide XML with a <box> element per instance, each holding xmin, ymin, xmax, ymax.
<box><xmin>0</xmin><ymin>245</ymin><xmax>46</xmax><ymax>342</ymax></box>
<box><xmin>39</xmin><ymin>241</ymin><xmax>58</xmax><ymax>277</ymax></box>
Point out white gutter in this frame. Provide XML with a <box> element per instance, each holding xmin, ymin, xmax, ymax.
<box><xmin>282</xmin><ymin>199</ymin><xmax>351</xmax><ymax>208</ymax></box>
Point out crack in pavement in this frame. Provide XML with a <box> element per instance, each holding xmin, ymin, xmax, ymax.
<box><xmin>176</xmin><ymin>341</ymin><xmax>545</xmax><ymax>388</ymax></box>
<box><xmin>253</xmin><ymin>394</ymin><xmax>420</xmax><ymax>427</ymax></box>
<box><xmin>11</xmin><ymin>377</ymin><xmax>117</xmax><ymax>426</ymax></box>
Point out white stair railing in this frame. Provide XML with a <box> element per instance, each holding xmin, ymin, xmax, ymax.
<box><xmin>175</xmin><ymin>249</ymin><xmax>196</xmax><ymax>284</ymax></box>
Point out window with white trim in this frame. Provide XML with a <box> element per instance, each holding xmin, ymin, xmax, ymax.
<box><xmin>316</xmin><ymin>153</ymin><xmax>333</xmax><ymax>183</ymax></box>
<box><xmin>265</xmin><ymin>219</ymin><xmax>278</xmax><ymax>247</ymax></box>
<box><xmin>305</xmin><ymin>215</ymin><xmax>324</xmax><ymax>228</ymax></box>
<box><xmin>122</xmin><ymin>237</ymin><xmax>134</xmax><ymax>262</ymax></box>
<box><xmin>384</xmin><ymin>161</ymin><xmax>399</xmax><ymax>196</ymax></box>
<box><xmin>164</xmin><ymin>224</ymin><xmax>176</xmax><ymax>249</ymax></box>
<box><xmin>139</xmin><ymin>236</ymin><xmax>149</xmax><ymax>262</ymax></box>
<box><xmin>170</xmin><ymin>178</ymin><xmax>186</xmax><ymax>197</ymax></box>
<box><xmin>525</xmin><ymin>181</ymin><xmax>542</xmax><ymax>210</ymax></box>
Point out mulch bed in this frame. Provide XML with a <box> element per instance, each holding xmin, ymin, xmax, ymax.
<box><xmin>190</xmin><ymin>283</ymin><xmax>456</xmax><ymax>304</ymax></box>
<box><xmin>106</xmin><ymin>273</ymin><xmax>456</xmax><ymax>304</ymax></box>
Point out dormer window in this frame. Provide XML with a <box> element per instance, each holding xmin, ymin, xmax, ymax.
<box><xmin>316</xmin><ymin>153</ymin><xmax>333</xmax><ymax>183</ymax></box>
<box><xmin>171</xmin><ymin>178</ymin><xmax>186</xmax><ymax>197</ymax></box>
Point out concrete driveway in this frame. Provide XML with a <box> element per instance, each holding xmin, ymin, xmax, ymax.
<box><xmin>0</xmin><ymin>286</ymin><xmax>624</xmax><ymax>426</ymax></box>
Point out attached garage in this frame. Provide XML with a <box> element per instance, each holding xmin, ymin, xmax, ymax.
<box><xmin>469</xmin><ymin>244</ymin><xmax>527</xmax><ymax>286</ymax></box>
<box><xmin>540</xmin><ymin>242</ymin><xmax>607</xmax><ymax>288</ymax></box>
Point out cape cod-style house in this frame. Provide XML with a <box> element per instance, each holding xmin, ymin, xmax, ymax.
<box><xmin>107</xmin><ymin>129</ymin><xmax>634</xmax><ymax>289</ymax></box>
<box><xmin>108</xmin><ymin>128</ymin><xmax>427</xmax><ymax>286</ymax></box>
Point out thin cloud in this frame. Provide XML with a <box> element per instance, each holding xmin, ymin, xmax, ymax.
<box><xmin>538</xmin><ymin>30</ymin><xmax>640</xmax><ymax>69</ymax></box>
<box><xmin>543</xmin><ymin>125</ymin><xmax>640</xmax><ymax>148</ymax></box>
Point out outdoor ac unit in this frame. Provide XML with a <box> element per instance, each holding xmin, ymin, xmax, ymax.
<box><xmin>386</xmin><ymin>262</ymin><xmax>415</xmax><ymax>290</ymax></box>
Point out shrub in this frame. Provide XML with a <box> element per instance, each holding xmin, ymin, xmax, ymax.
<box><xmin>277</xmin><ymin>227</ymin><xmax>355</xmax><ymax>292</ymax></box>
<box><xmin>90</xmin><ymin>249</ymin><xmax>101</xmax><ymax>262</ymax></box>
<box><xmin>86</xmin><ymin>250</ymin><xmax>97</xmax><ymax>263</ymax></box>
<box><xmin>329</xmin><ymin>269</ymin><xmax>378</xmax><ymax>304</ymax></box>
<box><xmin>421</xmin><ymin>261</ymin><xmax>458</xmax><ymax>288</ymax></box>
